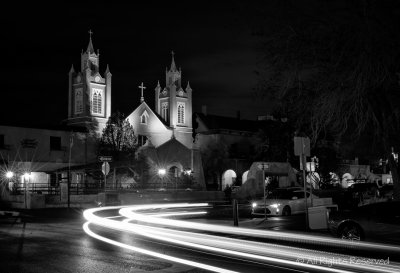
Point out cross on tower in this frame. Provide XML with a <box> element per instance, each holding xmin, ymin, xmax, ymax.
<box><xmin>138</xmin><ymin>82</ymin><xmax>146</xmax><ymax>103</ymax></box>
<box><xmin>88</xmin><ymin>29</ymin><xmax>93</xmax><ymax>39</ymax></box>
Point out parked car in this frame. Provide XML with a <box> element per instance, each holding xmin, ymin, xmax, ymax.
<box><xmin>251</xmin><ymin>187</ymin><xmax>319</xmax><ymax>216</ymax></box>
<box><xmin>328</xmin><ymin>200</ymin><xmax>400</xmax><ymax>243</ymax></box>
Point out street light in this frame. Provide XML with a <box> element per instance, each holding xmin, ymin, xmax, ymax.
<box><xmin>4</xmin><ymin>171</ymin><xmax>15</xmax><ymax>193</ymax></box>
<box><xmin>6</xmin><ymin>171</ymin><xmax>14</xmax><ymax>179</ymax></box>
<box><xmin>158</xmin><ymin>168</ymin><xmax>166</xmax><ymax>189</ymax></box>
<box><xmin>23</xmin><ymin>172</ymin><xmax>31</xmax><ymax>209</ymax></box>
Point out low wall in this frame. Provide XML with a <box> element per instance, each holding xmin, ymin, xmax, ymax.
<box><xmin>2</xmin><ymin>190</ymin><xmax>226</xmax><ymax>209</ymax></box>
<box><xmin>119</xmin><ymin>190</ymin><xmax>226</xmax><ymax>205</ymax></box>
<box><xmin>45</xmin><ymin>194</ymin><xmax>99</xmax><ymax>208</ymax></box>
<box><xmin>1</xmin><ymin>194</ymin><xmax>25</xmax><ymax>209</ymax></box>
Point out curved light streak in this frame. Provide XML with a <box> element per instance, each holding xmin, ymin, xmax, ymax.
<box><xmin>83</xmin><ymin>222</ymin><xmax>237</xmax><ymax>273</ymax></box>
<box><xmin>83</xmin><ymin>203</ymin><xmax>400</xmax><ymax>273</ymax></box>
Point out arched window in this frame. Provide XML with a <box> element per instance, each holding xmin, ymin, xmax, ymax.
<box><xmin>161</xmin><ymin>102</ymin><xmax>169</xmax><ymax>122</ymax></box>
<box><xmin>177</xmin><ymin>102</ymin><xmax>185</xmax><ymax>124</ymax></box>
<box><xmin>92</xmin><ymin>88</ymin><xmax>102</xmax><ymax>114</ymax></box>
<box><xmin>74</xmin><ymin>88</ymin><xmax>83</xmax><ymax>114</ymax></box>
<box><xmin>140</xmin><ymin>110</ymin><xmax>149</xmax><ymax>125</ymax></box>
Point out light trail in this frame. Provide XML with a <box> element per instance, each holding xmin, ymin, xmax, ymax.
<box><xmin>83</xmin><ymin>203</ymin><xmax>400</xmax><ymax>273</ymax></box>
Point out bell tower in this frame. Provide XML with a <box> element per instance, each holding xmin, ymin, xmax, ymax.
<box><xmin>66</xmin><ymin>30</ymin><xmax>112</xmax><ymax>135</ymax></box>
<box><xmin>155</xmin><ymin>51</ymin><xmax>192</xmax><ymax>129</ymax></box>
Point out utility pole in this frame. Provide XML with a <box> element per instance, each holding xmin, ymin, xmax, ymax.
<box><xmin>68</xmin><ymin>132</ymin><xmax>73</xmax><ymax>209</ymax></box>
<box><xmin>294</xmin><ymin>136</ymin><xmax>310</xmax><ymax>230</ymax></box>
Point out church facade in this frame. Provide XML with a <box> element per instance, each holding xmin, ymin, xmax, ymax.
<box><xmin>125</xmin><ymin>54</ymin><xmax>205</xmax><ymax>189</ymax></box>
<box><xmin>66</xmin><ymin>35</ymin><xmax>205</xmax><ymax>189</ymax></box>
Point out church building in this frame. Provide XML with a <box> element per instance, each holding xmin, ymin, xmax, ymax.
<box><xmin>126</xmin><ymin>53</ymin><xmax>205</xmax><ymax>189</ymax></box>
<box><xmin>66</xmin><ymin>34</ymin><xmax>205</xmax><ymax>190</ymax></box>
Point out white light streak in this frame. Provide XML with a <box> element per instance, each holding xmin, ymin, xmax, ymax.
<box><xmin>83</xmin><ymin>203</ymin><xmax>400</xmax><ymax>273</ymax></box>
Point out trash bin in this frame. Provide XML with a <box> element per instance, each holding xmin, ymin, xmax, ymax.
<box><xmin>308</xmin><ymin>205</ymin><xmax>338</xmax><ymax>230</ymax></box>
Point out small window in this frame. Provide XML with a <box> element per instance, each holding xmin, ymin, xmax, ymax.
<box><xmin>50</xmin><ymin>136</ymin><xmax>62</xmax><ymax>151</ymax></box>
<box><xmin>140</xmin><ymin>110</ymin><xmax>149</xmax><ymax>124</ymax></box>
<box><xmin>138</xmin><ymin>135</ymin><xmax>147</xmax><ymax>146</ymax></box>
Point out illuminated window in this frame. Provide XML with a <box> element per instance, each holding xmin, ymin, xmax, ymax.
<box><xmin>75</xmin><ymin>88</ymin><xmax>83</xmax><ymax>114</ymax></box>
<box><xmin>92</xmin><ymin>88</ymin><xmax>102</xmax><ymax>114</ymax></box>
<box><xmin>161</xmin><ymin>102</ymin><xmax>169</xmax><ymax>122</ymax></box>
<box><xmin>177</xmin><ymin>102</ymin><xmax>185</xmax><ymax>124</ymax></box>
<box><xmin>140</xmin><ymin>110</ymin><xmax>149</xmax><ymax>124</ymax></box>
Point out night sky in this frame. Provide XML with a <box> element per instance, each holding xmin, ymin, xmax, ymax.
<box><xmin>4</xmin><ymin>1</ymin><xmax>269</xmax><ymax>127</ymax></box>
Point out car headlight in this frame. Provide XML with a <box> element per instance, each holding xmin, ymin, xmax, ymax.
<box><xmin>270</xmin><ymin>203</ymin><xmax>281</xmax><ymax>208</ymax></box>
<box><xmin>252</xmin><ymin>202</ymin><xmax>257</xmax><ymax>208</ymax></box>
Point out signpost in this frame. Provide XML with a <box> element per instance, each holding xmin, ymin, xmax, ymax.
<box><xmin>294</xmin><ymin>137</ymin><xmax>310</xmax><ymax>230</ymax></box>
<box><xmin>257</xmin><ymin>162</ymin><xmax>270</xmax><ymax>220</ymax></box>
<box><xmin>98</xmin><ymin>156</ymin><xmax>113</xmax><ymax>162</ymax></box>
<box><xmin>101</xmin><ymin>162</ymin><xmax>110</xmax><ymax>191</ymax></box>
<box><xmin>99</xmin><ymin>156</ymin><xmax>112</xmax><ymax>191</ymax></box>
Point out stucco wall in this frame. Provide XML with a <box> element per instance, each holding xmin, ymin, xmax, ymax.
<box><xmin>0</xmin><ymin>125</ymin><xmax>97</xmax><ymax>171</ymax></box>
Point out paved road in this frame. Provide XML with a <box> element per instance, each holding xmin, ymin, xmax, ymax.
<box><xmin>1</xmin><ymin>206</ymin><xmax>398</xmax><ymax>273</ymax></box>
<box><xmin>0</xmin><ymin>207</ymin><xmax>304</xmax><ymax>273</ymax></box>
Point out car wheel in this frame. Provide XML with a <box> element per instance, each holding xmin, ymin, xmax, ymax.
<box><xmin>282</xmin><ymin>206</ymin><xmax>291</xmax><ymax>216</ymax></box>
<box><xmin>339</xmin><ymin>223</ymin><xmax>363</xmax><ymax>241</ymax></box>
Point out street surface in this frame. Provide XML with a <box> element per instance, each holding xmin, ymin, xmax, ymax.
<box><xmin>1</xmin><ymin>204</ymin><xmax>399</xmax><ymax>273</ymax></box>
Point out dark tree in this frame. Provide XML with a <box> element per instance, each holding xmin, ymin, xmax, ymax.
<box><xmin>240</xmin><ymin>0</ymin><xmax>400</xmax><ymax>199</ymax></box>
<box><xmin>99</xmin><ymin>111</ymin><xmax>138</xmax><ymax>161</ymax></box>
<box><xmin>201</xmin><ymin>139</ymin><xmax>230</xmax><ymax>191</ymax></box>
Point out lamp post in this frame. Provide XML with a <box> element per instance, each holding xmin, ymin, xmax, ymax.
<box><xmin>24</xmin><ymin>172</ymin><xmax>31</xmax><ymax>209</ymax></box>
<box><xmin>158</xmin><ymin>168</ymin><xmax>166</xmax><ymax>189</ymax></box>
<box><xmin>5</xmin><ymin>171</ymin><xmax>14</xmax><ymax>193</ymax></box>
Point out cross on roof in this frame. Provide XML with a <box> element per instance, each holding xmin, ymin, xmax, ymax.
<box><xmin>88</xmin><ymin>29</ymin><xmax>93</xmax><ymax>38</ymax></box>
<box><xmin>138</xmin><ymin>82</ymin><xmax>146</xmax><ymax>102</ymax></box>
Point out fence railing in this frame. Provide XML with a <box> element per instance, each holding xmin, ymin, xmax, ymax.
<box><xmin>11</xmin><ymin>183</ymin><xmax>60</xmax><ymax>195</ymax></box>
<box><xmin>9</xmin><ymin>180</ymin><xmax>197</xmax><ymax>195</ymax></box>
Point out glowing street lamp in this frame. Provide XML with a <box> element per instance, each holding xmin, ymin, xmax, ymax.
<box><xmin>158</xmin><ymin>169</ymin><xmax>166</xmax><ymax>176</ymax></box>
<box><xmin>158</xmin><ymin>168</ymin><xmax>166</xmax><ymax>189</ymax></box>
<box><xmin>6</xmin><ymin>171</ymin><xmax>14</xmax><ymax>179</ymax></box>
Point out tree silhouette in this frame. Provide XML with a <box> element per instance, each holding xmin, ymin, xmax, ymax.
<box><xmin>201</xmin><ymin>139</ymin><xmax>230</xmax><ymax>191</ymax></box>
<box><xmin>243</xmin><ymin>0</ymin><xmax>400</xmax><ymax>199</ymax></box>
<box><xmin>99</xmin><ymin>111</ymin><xmax>138</xmax><ymax>161</ymax></box>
